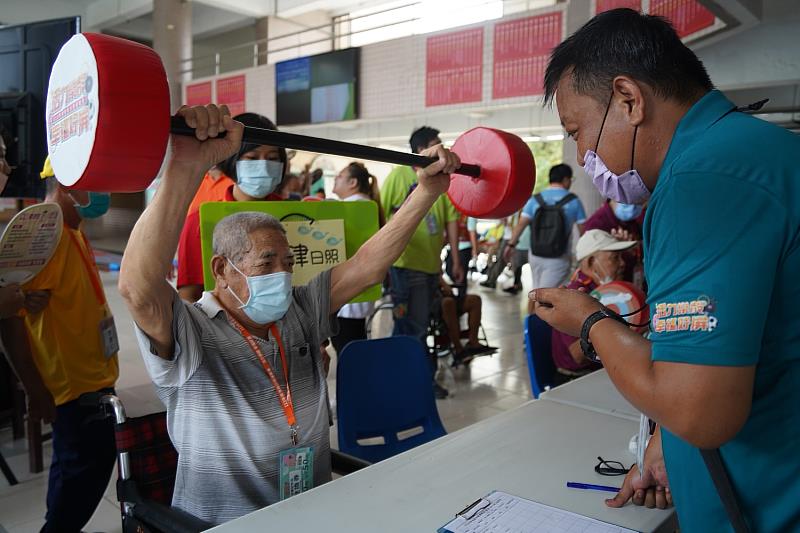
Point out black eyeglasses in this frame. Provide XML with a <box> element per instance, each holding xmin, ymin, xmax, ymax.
<box><xmin>594</xmin><ymin>456</ymin><xmax>631</xmax><ymax>476</ymax></box>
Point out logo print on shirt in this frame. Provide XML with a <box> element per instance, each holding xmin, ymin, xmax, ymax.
<box><xmin>653</xmin><ymin>296</ymin><xmax>718</xmax><ymax>334</ymax></box>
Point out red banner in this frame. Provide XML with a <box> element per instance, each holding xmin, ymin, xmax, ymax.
<box><xmin>215</xmin><ymin>75</ymin><xmax>246</xmax><ymax>116</ymax></box>
<box><xmin>493</xmin><ymin>12</ymin><xmax>562</xmax><ymax>99</ymax></box>
<box><xmin>425</xmin><ymin>28</ymin><xmax>484</xmax><ymax>107</ymax></box>
<box><xmin>650</xmin><ymin>0</ymin><xmax>715</xmax><ymax>37</ymax></box>
<box><xmin>595</xmin><ymin>0</ymin><xmax>641</xmax><ymax>14</ymax></box>
<box><xmin>185</xmin><ymin>81</ymin><xmax>212</xmax><ymax>106</ymax></box>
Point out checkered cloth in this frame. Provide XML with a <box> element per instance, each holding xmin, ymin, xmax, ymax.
<box><xmin>114</xmin><ymin>412</ymin><xmax>177</xmax><ymax>506</ymax></box>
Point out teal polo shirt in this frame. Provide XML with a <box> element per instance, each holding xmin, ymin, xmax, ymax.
<box><xmin>643</xmin><ymin>90</ymin><xmax>800</xmax><ymax>532</ymax></box>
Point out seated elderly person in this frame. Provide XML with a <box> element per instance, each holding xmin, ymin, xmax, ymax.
<box><xmin>118</xmin><ymin>105</ymin><xmax>460</xmax><ymax>526</ymax></box>
<box><xmin>551</xmin><ymin>230</ymin><xmax>636</xmax><ymax>379</ymax></box>
<box><xmin>438</xmin><ymin>278</ymin><xmax>495</xmax><ymax>367</ymax></box>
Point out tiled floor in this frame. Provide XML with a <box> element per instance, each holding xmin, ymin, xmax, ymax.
<box><xmin>0</xmin><ymin>266</ymin><xmax>533</xmax><ymax>532</ymax></box>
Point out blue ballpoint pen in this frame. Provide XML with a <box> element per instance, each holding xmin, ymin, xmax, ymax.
<box><xmin>566</xmin><ymin>482</ymin><xmax>621</xmax><ymax>493</ymax></box>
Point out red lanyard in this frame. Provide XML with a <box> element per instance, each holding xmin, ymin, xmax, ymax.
<box><xmin>229</xmin><ymin>318</ymin><xmax>299</xmax><ymax>445</ymax></box>
<box><xmin>67</xmin><ymin>229</ymin><xmax>106</xmax><ymax>306</ymax></box>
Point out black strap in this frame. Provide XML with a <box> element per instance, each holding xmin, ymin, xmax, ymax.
<box><xmin>533</xmin><ymin>193</ymin><xmax>545</xmax><ymax>207</ymax></box>
<box><xmin>736</xmin><ymin>98</ymin><xmax>769</xmax><ymax>112</ymax></box>
<box><xmin>554</xmin><ymin>193</ymin><xmax>577</xmax><ymax>208</ymax></box>
<box><xmin>700</xmin><ymin>448</ymin><xmax>751</xmax><ymax>533</ymax></box>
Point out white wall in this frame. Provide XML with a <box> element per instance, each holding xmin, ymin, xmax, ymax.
<box><xmin>184</xmin><ymin>3</ymin><xmax>567</xmax><ymax>145</ymax></box>
<box><xmin>182</xmin><ymin>0</ymin><xmax>800</xmax><ymax>215</ymax></box>
<box><xmin>697</xmin><ymin>1</ymin><xmax>800</xmax><ymax>90</ymax></box>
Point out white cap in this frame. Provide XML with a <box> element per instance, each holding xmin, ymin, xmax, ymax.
<box><xmin>576</xmin><ymin>229</ymin><xmax>637</xmax><ymax>262</ymax></box>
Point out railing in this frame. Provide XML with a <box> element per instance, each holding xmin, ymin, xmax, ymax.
<box><xmin>179</xmin><ymin>2</ymin><xmax>421</xmax><ymax>78</ymax></box>
<box><xmin>178</xmin><ymin>0</ymin><xmax>525</xmax><ymax>78</ymax></box>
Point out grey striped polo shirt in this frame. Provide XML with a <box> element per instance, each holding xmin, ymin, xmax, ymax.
<box><xmin>134</xmin><ymin>270</ymin><xmax>336</xmax><ymax>525</ymax></box>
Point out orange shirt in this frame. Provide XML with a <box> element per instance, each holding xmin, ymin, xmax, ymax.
<box><xmin>187</xmin><ymin>172</ymin><xmax>235</xmax><ymax>215</ymax></box>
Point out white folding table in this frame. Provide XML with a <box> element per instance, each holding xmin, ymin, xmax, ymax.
<box><xmin>210</xmin><ymin>399</ymin><xmax>676</xmax><ymax>532</ymax></box>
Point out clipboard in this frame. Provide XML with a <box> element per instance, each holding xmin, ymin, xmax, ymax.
<box><xmin>439</xmin><ymin>490</ymin><xmax>637</xmax><ymax>533</ymax></box>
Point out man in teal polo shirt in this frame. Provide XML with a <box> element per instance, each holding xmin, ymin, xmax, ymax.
<box><xmin>530</xmin><ymin>8</ymin><xmax>799</xmax><ymax>532</ymax></box>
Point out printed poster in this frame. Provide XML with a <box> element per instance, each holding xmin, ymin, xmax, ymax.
<box><xmin>650</xmin><ymin>0</ymin><xmax>715</xmax><ymax>37</ymax></box>
<box><xmin>186</xmin><ymin>81</ymin><xmax>213</xmax><ymax>106</ymax></box>
<box><xmin>595</xmin><ymin>0</ymin><xmax>642</xmax><ymax>14</ymax></box>
<box><xmin>216</xmin><ymin>75</ymin><xmax>246</xmax><ymax>116</ymax></box>
<box><xmin>493</xmin><ymin>12</ymin><xmax>562</xmax><ymax>99</ymax></box>
<box><xmin>426</xmin><ymin>28</ymin><xmax>484</xmax><ymax>107</ymax></box>
<box><xmin>282</xmin><ymin>219</ymin><xmax>346</xmax><ymax>286</ymax></box>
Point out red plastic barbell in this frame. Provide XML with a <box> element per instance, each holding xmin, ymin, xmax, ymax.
<box><xmin>46</xmin><ymin>33</ymin><xmax>536</xmax><ymax>218</ymax></box>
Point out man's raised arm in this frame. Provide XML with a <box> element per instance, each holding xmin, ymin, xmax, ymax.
<box><xmin>329</xmin><ymin>145</ymin><xmax>459</xmax><ymax>312</ymax></box>
<box><xmin>118</xmin><ymin>105</ymin><xmax>243</xmax><ymax>358</ymax></box>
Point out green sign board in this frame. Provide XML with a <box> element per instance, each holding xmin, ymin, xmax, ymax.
<box><xmin>199</xmin><ymin>200</ymin><xmax>381</xmax><ymax>303</ymax></box>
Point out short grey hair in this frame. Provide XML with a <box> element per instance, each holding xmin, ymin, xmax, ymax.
<box><xmin>212</xmin><ymin>211</ymin><xmax>286</xmax><ymax>264</ymax></box>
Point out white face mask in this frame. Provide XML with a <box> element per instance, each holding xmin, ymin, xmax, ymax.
<box><xmin>593</xmin><ymin>260</ymin><xmax>615</xmax><ymax>286</ymax></box>
<box><xmin>236</xmin><ymin>159</ymin><xmax>284</xmax><ymax>198</ymax></box>
<box><xmin>226</xmin><ymin>259</ymin><xmax>292</xmax><ymax>325</ymax></box>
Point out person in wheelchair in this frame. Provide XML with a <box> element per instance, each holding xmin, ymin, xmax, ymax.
<box><xmin>119</xmin><ymin>105</ymin><xmax>461</xmax><ymax>526</ymax></box>
<box><xmin>438</xmin><ymin>278</ymin><xmax>496</xmax><ymax>367</ymax></box>
<box><xmin>550</xmin><ymin>230</ymin><xmax>636</xmax><ymax>379</ymax></box>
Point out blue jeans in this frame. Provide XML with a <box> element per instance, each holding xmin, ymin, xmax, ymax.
<box><xmin>389</xmin><ymin>267</ymin><xmax>440</xmax><ymax>377</ymax></box>
<box><xmin>41</xmin><ymin>389</ymin><xmax>117</xmax><ymax>533</ymax></box>
<box><xmin>389</xmin><ymin>267</ymin><xmax>439</xmax><ymax>343</ymax></box>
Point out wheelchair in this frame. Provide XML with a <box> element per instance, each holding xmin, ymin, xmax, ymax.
<box><xmin>427</xmin><ymin>293</ymin><xmax>493</xmax><ymax>368</ymax></box>
<box><xmin>80</xmin><ymin>391</ymin><xmax>370</xmax><ymax>533</ymax></box>
<box><xmin>365</xmin><ymin>290</ymin><xmax>494</xmax><ymax>369</ymax></box>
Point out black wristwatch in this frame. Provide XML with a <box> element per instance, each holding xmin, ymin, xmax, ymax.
<box><xmin>580</xmin><ymin>308</ymin><xmax>627</xmax><ymax>362</ymax></box>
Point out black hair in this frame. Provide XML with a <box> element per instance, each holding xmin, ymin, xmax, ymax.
<box><xmin>543</xmin><ymin>8</ymin><xmax>713</xmax><ymax>106</ymax></box>
<box><xmin>409</xmin><ymin>126</ymin><xmax>440</xmax><ymax>154</ymax></box>
<box><xmin>218</xmin><ymin>113</ymin><xmax>288</xmax><ymax>181</ymax></box>
<box><xmin>549</xmin><ymin>163</ymin><xmax>573</xmax><ymax>183</ymax></box>
<box><xmin>345</xmin><ymin>162</ymin><xmax>386</xmax><ymax>227</ymax></box>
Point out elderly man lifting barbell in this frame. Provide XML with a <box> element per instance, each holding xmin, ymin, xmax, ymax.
<box><xmin>118</xmin><ymin>104</ymin><xmax>460</xmax><ymax>525</ymax></box>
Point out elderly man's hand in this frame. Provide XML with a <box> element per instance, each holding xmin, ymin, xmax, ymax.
<box><xmin>0</xmin><ymin>284</ymin><xmax>25</xmax><ymax>318</ymax></box>
<box><xmin>416</xmin><ymin>144</ymin><xmax>460</xmax><ymax>197</ymax></box>
<box><xmin>529</xmin><ymin>287</ymin><xmax>604</xmax><ymax>337</ymax></box>
<box><xmin>168</xmin><ymin>104</ymin><xmax>244</xmax><ymax>176</ymax></box>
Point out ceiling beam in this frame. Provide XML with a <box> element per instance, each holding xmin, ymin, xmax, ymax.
<box><xmin>192</xmin><ymin>0</ymin><xmax>276</xmax><ymax>19</ymax></box>
<box><xmin>85</xmin><ymin>0</ymin><xmax>152</xmax><ymax>30</ymax></box>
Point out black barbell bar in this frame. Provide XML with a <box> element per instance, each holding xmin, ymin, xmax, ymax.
<box><xmin>170</xmin><ymin>116</ymin><xmax>482</xmax><ymax>178</ymax></box>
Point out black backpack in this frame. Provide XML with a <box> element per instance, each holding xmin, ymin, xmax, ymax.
<box><xmin>529</xmin><ymin>193</ymin><xmax>577</xmax><ymax>258</ymax></box>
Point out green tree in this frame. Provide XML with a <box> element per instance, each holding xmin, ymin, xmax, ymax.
<box><xmin>528</xmin><ymin>140</ymin><xmax>564</xmax><ymax>195</ymax></box>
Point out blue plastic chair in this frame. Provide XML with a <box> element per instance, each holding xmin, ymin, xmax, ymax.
<box><xmin>336</xmin><ymin>336</ymin><xmax>447</xmax><ymax>463</ymax></box>
<box><xmin>523</xmin><ymin>314</ymin><xmax>557</xmax><ymax>399</ymax></box>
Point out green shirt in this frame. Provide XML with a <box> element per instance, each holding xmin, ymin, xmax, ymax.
<box><xmin>644</xmin><ymin>90</ymin><xmax>800</xmax><ymax>532</ymax></box>
<box><xmin>381</xmin><ymin>165</ymin><xmax>458</xmax><ymax>274</ymax></box>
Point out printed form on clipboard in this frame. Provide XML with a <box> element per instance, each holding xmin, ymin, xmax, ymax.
<box><xmin>438</xmin><ymin>491</ymin><xmax>637</xmax><ymax>533</ymax></box>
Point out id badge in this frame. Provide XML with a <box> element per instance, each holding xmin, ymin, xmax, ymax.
<box><xmin>99</xmin><ymin>316</ymin><xmax>119</xmax><ymax>358</ymax></box>
<box><xmin>279</xmin><ymin>446</ymin><xmax>314</xmax><ymax>500</ymax></box>
<box><xmin>425</xmin><ymin>212</ymin><xmax>439</xmax><ymax>235</ymax></box>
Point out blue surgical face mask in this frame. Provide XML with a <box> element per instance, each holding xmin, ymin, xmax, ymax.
<box><xmin>74</xmin><ymin>192</ymin><xmax>111</xmax><ymax>219</ymax></box>
<box><xmin>226</xmin><ymin>258</ymin><xmax>292</xmax><ymax>325</ymax></box>
<box><xmin>236</xmin><ymin>159</ymin><xmax>284</xmax><ymax>199</ymax></box>
<box><xmin>613</xmin><ymin>202</ymin><xmax>643</xmax><ymax>222</ymax></box>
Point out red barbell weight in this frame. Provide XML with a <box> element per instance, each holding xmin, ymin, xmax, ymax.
<box><xmin>46</xmin><ymin>33</ymin><xmax>536</xmax><ymax>218</ymax></box>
